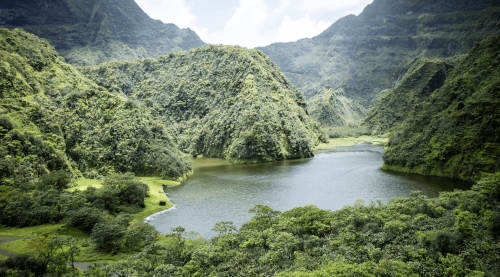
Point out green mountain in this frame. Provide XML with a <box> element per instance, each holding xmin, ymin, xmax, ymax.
<box><xmin>363</xmin><ymin>58</ymin><xmax>453</xmax><ymax>134</ymax></box>
<box><xmin>382</xmin><ymin>35</ymin><xmax>500</xmax><ymax>181</ymax></box>
<box><xmin>80</xmin><ymin>45</ymin><xmax>327</xmax><ymax>163</ymax></box>
<box><xmin>257</xmin><ymin>0</ymin><xmax>500</xmax><ymax>127</ymax></box>
<box><xmin>0</xmin><ymin>0</ymin><xmax>205</xmax><ymax>66</ymax></box>
<box><xmin>0</xmin><ymin>28</ymin><xmax>192</xmax><ymax>187</ymax></box>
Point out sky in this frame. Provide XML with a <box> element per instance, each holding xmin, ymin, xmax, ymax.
<box><xmin>134</xmin><ymin>0</ymin><xmax>373</xmax><ymax>49</ymax></box>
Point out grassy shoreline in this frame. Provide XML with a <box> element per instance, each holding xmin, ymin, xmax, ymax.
<box><xmin>315</xmin><ymin>135</ymin><xmax>388</xmax><ymax>150</ymax></box>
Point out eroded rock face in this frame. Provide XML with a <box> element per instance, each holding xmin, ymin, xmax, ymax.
<box><xmin>258</xmin><ymin>0</ymin><xmax>500</xmax><ymax>126</ymax></box>
<box><xmin>0</xmin><ymin>0</ymin><xmax>205</xmax><ymax>65</ymax></box>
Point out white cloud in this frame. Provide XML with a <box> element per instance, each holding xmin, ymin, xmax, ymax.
<box><xmin>135</xmin><ymin>0</ymin><xmax>373</xmax><ymax>48</ymax></box>
<box><xmin>276</xmin><ymin>14</ymin><xmax>331</xmax><ymax>43</ymax></box>
<box><xmin>138</xmin><ymin>0</ymin><xmax>197</xmax><ymax>29</ymax></box>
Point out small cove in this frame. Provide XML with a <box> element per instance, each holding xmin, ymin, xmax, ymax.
<box><xmin>147</xmin><ymin>144</ymin><xmax>468</xmax><ymax>238</ymax></box>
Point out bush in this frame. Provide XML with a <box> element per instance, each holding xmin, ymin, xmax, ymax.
<box><xmin>430</xmin><ymin>230</ymin><xmax>463</xmax><ymax>257</ymax></box>
<box><xmin>0</xmin><ymin>255</ymin><xmax>46</xmax><ymax>277</ymax></box>
<box><xmin>35</xmin><ymin>170</ymin><xmax>72</xmax><ymax>191</ymax></box>
<box><xmin>90</xmin><ymin>215</ymin><xmax>131</xmax><ymax>252</ymax></box>
<box><xmin>64</xmin><ymin>206</ymin><xmax>106</xmax><ymax>232</ymax></box>
<box><xmin>159</xmin><ymin>201</ymin><xmax>167</xmax><ymax>206</ymax></box>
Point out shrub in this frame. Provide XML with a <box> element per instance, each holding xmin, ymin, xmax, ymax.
<box><xmin>90</xmin><ymin>215</ymin><xmax>131</xmax><ymax>252</ymax></box>
<box><xmin>35</xmin><ymin>170</ymin><xmax>72</xmax><ymax>191</ymax></box>
<box><xmin>159</xmin><ymin>201</ymin><xmax>167</xmax><ymax>206</ymax></box>
<box><xmin>64</xmin><ymin>206</ymin><xmax>106</xmax><ymax>232</ymax></box>
<box><xmin>0</xmin><ymin>255</ymin><xmax>47</xmax><ymax>277</ymax></box>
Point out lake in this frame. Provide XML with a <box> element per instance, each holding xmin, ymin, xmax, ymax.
<box><xmin>146</xmin><ymin>144</ymin><xmax>468</xmax><ymax>238</ymax></box>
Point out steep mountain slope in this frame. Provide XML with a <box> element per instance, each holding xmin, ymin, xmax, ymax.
<box><xmin>0</xmin><ymin>28</ymin><xmax>192</xmax><ymax>187</ymax></box>
<box><xmin>363</xmin><ymin>58</ymin><xmax>453</xmax><ymax>134</ymax></box>
<box><xmin>81</xmin><ymin>46</ymin><xmax>327</xmax><ymax>163</ymax></box>
<box><xmin>383</xmin><ymin>35</ymin><xmax>500</xmax><ymax>181</ymax></box>
<box><xmin>0</xmin><ymin>0</ymin><xmax>205</xmax><ymax>66</ymax></box>
<box><xmin>258</xmin><ymin>0</ymin><xmax>500</xmax><ymax>126</ymax></box>
<box><xmin>308</xmin><ymin>88</ymin><xmax>367</xmax><ymax>127</ymax></box>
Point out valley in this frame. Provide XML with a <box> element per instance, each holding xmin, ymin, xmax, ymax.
<box><xmin>0</xmin><ymin>0</ymin><xmax>499</xmax><ymax>276</ymax></box>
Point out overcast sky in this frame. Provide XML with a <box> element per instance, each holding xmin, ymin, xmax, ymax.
<box><xmin>134</xmin><ymin>0</ymin><xmax>373</xmax><ymax>48</ymax></box>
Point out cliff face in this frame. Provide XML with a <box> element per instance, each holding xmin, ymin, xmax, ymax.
<box><xmin>81</xmin><ymin>46</ymin><xmax>327</xmax><ymax>163</ymax></box>
<box><xmin>382</xmin><ymin>35</ymin><xmax>500</xmax><ymax>181</ymax></box>
<box><xmin>257</xmin><ymin>0</ymin><xmax>500</xmax><ymax>126</ymax></box>
<box><xmin>0</xmin><ymin>0</ymin><xmax>205</xmax><ymax>65</ymax></box>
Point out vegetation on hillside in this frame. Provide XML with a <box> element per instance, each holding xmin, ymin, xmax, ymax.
<box><xmin>364</xmin><ymin>58</ymin><xmax>454</xmax><ymax>134</ymax></box>
<box><xmin>383</xmin><ymin>35</ymin><xmax>500</xmax><ymax>181</ymax></box>
<box><xmin>0</xmin><ymin>28</ymin><xmax>192</xmax><ymax>186</ymax></box>
<box><xmin>308</xmin><ymin>88</ymin><xmax>367</xmax><ymax>127</ymax></box>
<box><xmin>81</xmin><ymin>45</ymin><xmax>327</xmax><ymax>163</ymax></box>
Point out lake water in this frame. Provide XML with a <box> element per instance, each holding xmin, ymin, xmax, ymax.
<box><xmin>146</xmin><ymin>144</ymin><xmax>468</xmax><ymax>238</ymax></box>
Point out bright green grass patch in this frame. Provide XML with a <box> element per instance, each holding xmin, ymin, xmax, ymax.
<box><xmin>0</xmin><ymin>224</ymin><xmax>87</xmax><ymax>238</ymax></box>
<box><xmin>315</xmin><ymin>136</ymin><xmax>388</xmax><ymax>150</ymax></box>
<box><xmin>132</xmin><ymin>176</ymin><xmax>179</xmax><ymax>224</ymax></box>
<box><xmin>66</xmin><ymin>178</ymin><xmax>102</xmax><ymax>192</ymax></box>
<box><xmin>0</xmin><ymin>254</ymin><xmax>8</xmax><ymax>260</ymax></box>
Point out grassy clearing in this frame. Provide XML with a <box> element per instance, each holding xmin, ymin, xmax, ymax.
<box><xmin>0</xmin><ymin>254</ymin><xmax>8</xmax><ymax>260</ymax></box>
<box><xmin>315</xmin><ymin>136</ymin><xmax>388</xmax><ymax>150</ymax></box>
<box><xmin>0</xmin><ymin>224</ymin><xmax>87</xmax><ymax>238</ymax></box>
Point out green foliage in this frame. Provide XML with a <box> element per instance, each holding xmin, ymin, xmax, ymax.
<box><xmin>383</xmin><ymin>35</ymin><xmax>500</xmax><ymax>180</ymax></box>
<box><xmin>81</xmin><ymin>45</ymin><xmax>326</xmax><ymax>162</ymax></box>
<box><xmin>0</xmin><ymin>255</ymin><xmax>46</xmax><ymax>277</ymax></box>
<box><xmin>35</xmin><ymin>169</ymin><xmax>72</xmax><ymax>191</ymax></box>
<box><xmin>0</xmin><ymin>28</ymin><xmax>192</xmax><ymax>184</ymax></box>
<box><xmin>90</xmin><ymin>215</ymin><xmax>131</xmax><ymax>253</ymax></box>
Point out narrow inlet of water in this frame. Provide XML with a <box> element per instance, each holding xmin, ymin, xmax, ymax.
<box><xmin>147</xmin><ymin>144</ymin><xmax>468</xmax><ymax>238</ymax></box>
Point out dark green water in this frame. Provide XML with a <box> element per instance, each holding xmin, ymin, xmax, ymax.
<box><xmin>147</xmin><ymin>144</ymin><xmax>468</xmax><ymax>238</ymax></box>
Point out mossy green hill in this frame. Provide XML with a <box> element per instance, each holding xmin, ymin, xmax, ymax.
<box><xmin>0</xmin><ymin>0</ymin><xmax>205</xmax><ymax>66</ymax></box>
<box><xmin>383</xmin><ymin>35</ymin><xmax>500</xmax><ymax>181</ymax></box>
<box><xmin>81</xmin><ymin>45</ymin><xmax>327</xmax><ymax>163</ymax></box>
<box><xmin>0</xmin><ymin>28</ymin><xmax>191</xmax><ymax>187</ymax></box>
<box><xmin>258</xmin><ymin>0</ymin><xmax>500</xmax><ymax>127</ymax></box>
<box><xmin>364</xmin><ymin>58</ymin><xmax>453</xmax><ymax>134</ymax></box>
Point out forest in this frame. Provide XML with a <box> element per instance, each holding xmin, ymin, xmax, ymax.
<box><xmin>0</xmin><ymin>0</ymin><xmax>500</xmax><ymax>276</ymax></box>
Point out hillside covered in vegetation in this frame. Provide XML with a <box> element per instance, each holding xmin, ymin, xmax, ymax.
<box><xmin>364</xmin><ymin>58</ymin><xmax>453</xmax><ymax>134</ymax></box>
<box><xmin>383</xmin><ymin>35</ymin><xmax>500</xmax><ymax>181</ymax></box>
<box><xmin>258</xmin><ymin>0</ymin><xmax>500</xmax><ymax>127</ymax></box>
<box><xmin>0</xmin><ymin>0</ymin><xmax>205</xmax><ymax>66</ymax></box>
<box><xmin>0</xmin><ymin>28</ymin><xmax>192</xmax><ymax>187</ymax></box>
<box><xmin>81</xmin><ymin>46</ymin><xmax>327</xmax><ymax>163</ymax></box>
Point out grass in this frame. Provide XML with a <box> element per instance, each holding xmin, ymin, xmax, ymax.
<box><xmin>315</xmin><ymin>136</ymin><xmax>389</xmax><ymax>150</ymax></box>
<box><xmin>0</xmin><ymin>224</ymin><xmax>87</xmax><ymax>238</ymax></box>
<box><xmin>132</xmin><ymin>176</ymin><xmax>179</xmax><ymax>223</ymax></box>
<box><xmin>0</xmin><ymin>254</ymin><xmax>8</xmax><ymax>260</ymax></box>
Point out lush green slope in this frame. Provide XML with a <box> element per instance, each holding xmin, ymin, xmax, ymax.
<box><xmin>383</xmin><ymin>35</ymin><xmax>500</xmax><ymax>181</ymax></box>
<box><xmin>0</xmin><ymin>28</ymin><xmax>191</xmax><ymax>187</ymax></box>
<box><xmin>257</xmin><ymin>0</ymin><xmax>500</xmax><ymax>126</ymax></box>
<box><xmin>81</xmin><ymin>46</ymin><xmax>327</xmax><ymax>163</ymax></box>
<box><xmin>363</xmin><ymin>58</ymin><xmax>453</xmax><ymax>134</ymax></box>
<box><xmin>0</xmin><ymin>0</ymin><xmax>205</xmax><ymax>66</ymax></box>
<box><xmin>308</xmin><ymin>88</ymin><xmax>367</xmax><ymax>127</ymax></box>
